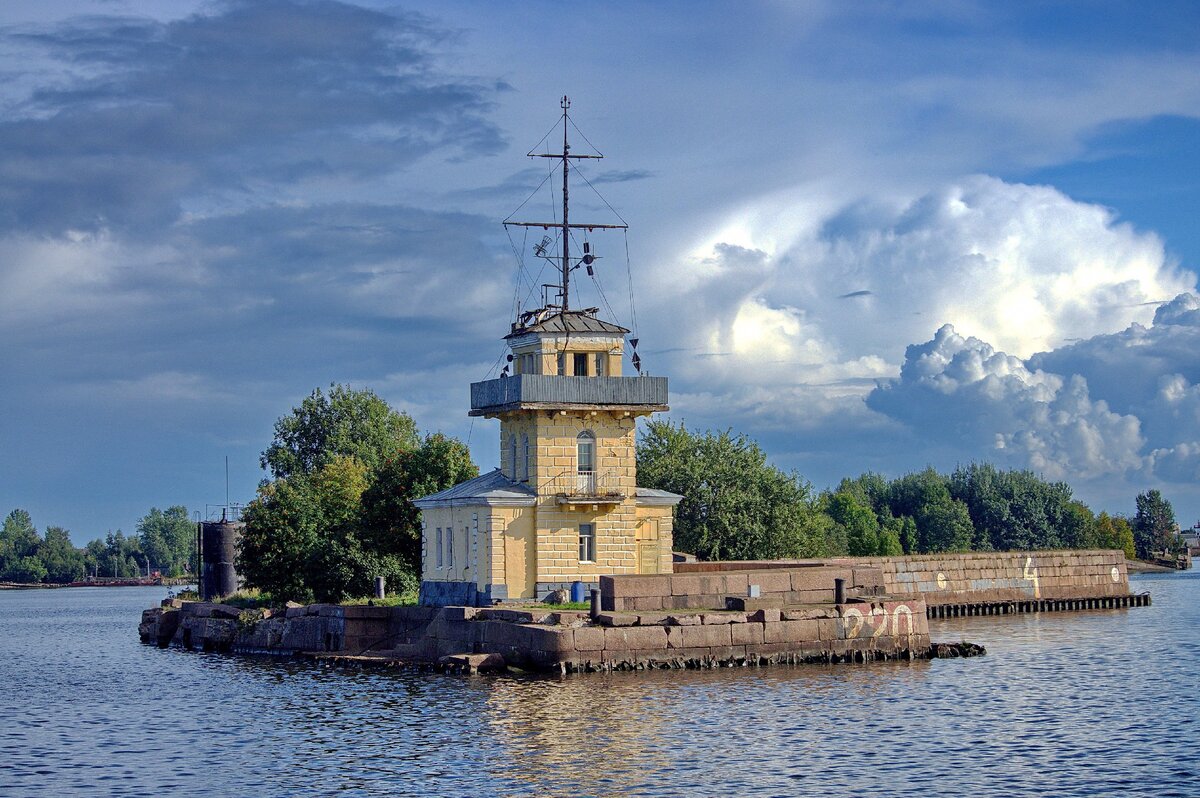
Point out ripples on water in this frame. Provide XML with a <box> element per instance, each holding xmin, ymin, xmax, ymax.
<box><xmin>1</xmin><ymin>574</ymin><xmax>1198</xmax><ymax>797</ymax></box>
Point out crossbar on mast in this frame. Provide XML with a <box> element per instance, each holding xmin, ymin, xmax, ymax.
<box><xmin>504</xmin><ymin>222</ymin><xmax>627</xmax><ymax>230</ymax></box>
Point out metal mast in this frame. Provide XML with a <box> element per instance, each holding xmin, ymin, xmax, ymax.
<box><xmin>505</xmin><ymin>96</ymin><xmax>625</xmax><ymax>313</ymax></box>
<box><xmin>561</xmin><ymin>96</ymin><xmax>571</xmax><ymax>310</ymax></box>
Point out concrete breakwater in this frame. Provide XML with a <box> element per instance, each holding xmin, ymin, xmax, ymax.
<box><xmin>140</xmin><ymin>595</ymin><xmax>936</xmax><ymax>673</ymax></box>
<box><xmin>669</xmin><ymin>549</ymin><xmax>1139</xmax><ymax>615</ymax></box>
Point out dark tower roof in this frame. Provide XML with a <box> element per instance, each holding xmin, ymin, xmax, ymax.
<box><xmin>506</xmin><ymin>309</ymin><xmax>629</xmax><ymax>339</ymax></box>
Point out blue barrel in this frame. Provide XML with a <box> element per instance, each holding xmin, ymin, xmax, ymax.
<box><xmin>570</xmin><ymin>580</ymin><xmax>587</xmax><ymax>603</ymax></box>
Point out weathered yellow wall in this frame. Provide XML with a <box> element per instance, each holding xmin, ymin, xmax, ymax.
<box><xmin>420</xmin><ymin>506</ymin><xmax>490</xmax><ymax>591</ymax></box>
<box><xmin>635</xmin><ymin>504</ymin><xmax>675</xmax><ymax>574</ymax></box>
<box><xmin>510</xmin><ymin>332</ymin><xmax>624</xmax><ymax>377</ymax></box>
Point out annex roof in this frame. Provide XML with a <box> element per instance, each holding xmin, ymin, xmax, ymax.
<box><xmin>635</xmin><ymin>486</ymin><xmax>684</xmax><ymax>506</ymax></box>
<box><xmin>412</xmin><ymin>468</ymin><xmax>537</xmax><ymax>509</ymax></box>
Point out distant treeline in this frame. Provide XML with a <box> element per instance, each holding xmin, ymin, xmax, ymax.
<box><xmin>5</xmin><ymin>400</ymin><xmax>1186</xmax><ymax>590</ymax></box>
<box><xmin>638</xmin><ymin>421</ymin><xmax>1181</xmax><ymax>563</ymax></box>
<box><xmin>0</xmin><ymin>506</ymin><xmax>196</xmax><ymax>584</ymax></box>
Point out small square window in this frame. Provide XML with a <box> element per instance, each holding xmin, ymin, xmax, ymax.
<box><xmin>579</xmin><ymin>523</ymin><xmax>596</xmax><ymax>563</ymax></box>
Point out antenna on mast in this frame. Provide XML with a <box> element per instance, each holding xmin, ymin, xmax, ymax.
<box><xmin>504</xmin><ymin>96</ymin><xmax>626</xmax><ymax>315</ymax></box>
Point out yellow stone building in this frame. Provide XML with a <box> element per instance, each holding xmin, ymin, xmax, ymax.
<box><xmin>414</xmin><ymin>97</ymin><xmax>680</xmax><ymax>606</ymax></box>
<box><xmin>413</xmin><ymin>307</ymin><xmax>681</xmax><ymax>606</ymax></box>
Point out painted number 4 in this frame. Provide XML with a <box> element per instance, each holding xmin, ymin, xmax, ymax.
<box><xmin>1023</xmin><ymin>556</ymin><xmax>1041</xmax><ymax>599</ymax></box>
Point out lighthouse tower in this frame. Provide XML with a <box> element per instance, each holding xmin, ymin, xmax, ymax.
<box><xmin>414</xmin><ymin>98</ymin><xmax>680</xmax><ymax>606</ymax></box>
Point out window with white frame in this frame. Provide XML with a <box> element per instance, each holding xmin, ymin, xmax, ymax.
<box><xmin>579</xmin><ymin>523</ymin><xmax>596</xmax><ymax>563</ymax></box>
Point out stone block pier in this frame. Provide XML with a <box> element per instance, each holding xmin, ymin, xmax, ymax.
<box><xmin>139</xmin><ymin>549</ymin><xmax>1145</xmax><ymax>674</ymax></box>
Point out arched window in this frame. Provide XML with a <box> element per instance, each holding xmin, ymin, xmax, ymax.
<box><xmin>522</xmin><ymin>434</ymin><xmax>530</xmax><ymax>482</ymax></box>
<box><xmin>576</xmin><ymin>430</ymin><xmax>595</xmax><ymax>493</ymax></box>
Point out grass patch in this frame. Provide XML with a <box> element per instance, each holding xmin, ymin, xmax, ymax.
<box><xmin>215</xmin><ymin>588</ymin><xmax>274</xmax><ymax>609</ymax></box>
<box><xmin>340</xmin><ymin>589</ymin><xmax>419</xmax><ymax>607</ymax></box>
<box><xmin>523</xmin><ymin>601</ymin><xmax>591</xmax><ymax>611</ymax></box>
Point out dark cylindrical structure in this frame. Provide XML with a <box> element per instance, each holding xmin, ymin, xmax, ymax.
<box><xmin>834</xmin><ymin>578</ymin><xmax>846</xmax><ymax>605</ymax></box>
<box><xmin>200</xmin><ymin>521</ymin><xmax>244</xmax><ymax>601</ymax></box>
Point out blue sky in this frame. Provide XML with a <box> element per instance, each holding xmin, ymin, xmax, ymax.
<box><xmin>3</xmin><ymin>0</ymin><xmax>1200</xmax><ymax>543</ymax></box>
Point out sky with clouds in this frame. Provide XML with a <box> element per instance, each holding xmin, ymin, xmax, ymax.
<box><xmin>3</xmin><ymin>0</ymin><xmax>1200</xmax><ymax>542</ymax></box>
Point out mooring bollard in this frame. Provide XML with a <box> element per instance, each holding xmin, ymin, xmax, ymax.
<box><xmin>374</xmin><ymin>576</ymin><xmax>385</xmax><ymax>599</ymax></box>
<box><xmin>590</xmin><ymin>588</ymin><xmax>600</xmax><ymax>620</ymax></box>
<box><xmin>834</xmin><ymin>578</ymin><xmax>846</xmax><ymax>605</ymax></box>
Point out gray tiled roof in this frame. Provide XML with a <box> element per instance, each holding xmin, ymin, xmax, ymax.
<box><xmin>412</xmin><ymin>469</ymin><xmax>537</xmax><ymax>508</ymax></box>
<box><xmin>507</xmin><ymin>310</ymin><xmax>629</xmax><ymax>338</ymax></box>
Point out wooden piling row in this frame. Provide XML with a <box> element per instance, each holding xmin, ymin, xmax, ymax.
<box><xmin>926</xmin><ymin>593</ymin><xmax>1151</xmax><ymax>618</ymax></box>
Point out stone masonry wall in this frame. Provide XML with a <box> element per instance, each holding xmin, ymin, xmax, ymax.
<box><xmin>600</xmin><ymin>565</ymin><xmax>885</xmax><ymax>612</ymax></box>
<box><xmin>843</xmin><ymin>550</ymin><xmax>1130</xmax><ymax>605</ymax></box>
<box><xmin>673</xmin><ymin>550</ymin><xmax>1131</xmax><ymax>606</ymax></box>
<box><xmin>140</xmin><ymin>598</ymin><xmax>930</xmax><ymax>672</ymax></box>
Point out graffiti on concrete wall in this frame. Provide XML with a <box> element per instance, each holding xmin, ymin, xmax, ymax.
<box><xmin>842</xmin><ymin>602</ymin><xmax>917</xmax><ymax>639</ymax></box>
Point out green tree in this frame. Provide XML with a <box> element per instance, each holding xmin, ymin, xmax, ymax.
<box><xmin>38</xmin><ymin>527</ymin><xmax>85</xmax><ymax>583</ymax></box>
<box><xmin>100</xmin><ymin>530</ymin><xmax>142</xmax><ymax>578</ymax></box>
<box><xmin>637</xmin><ymin>421</ymin><xmax>821</xmax><ymax>560</ymax></box>
<box><xmin>243</xmin><ymin>386</ymin><xmax>476</xmax><ymax>602</ymax></box>
<box><xmin>1095</xmin><ymin>512</ymin><xmax>1137</xmax><ymax>560</ymax></box>
<box><xmin>888</xmin><ymin>469</ymin><xmax>972</xmax><ymax>553</ymax></box>
<box><xmin>824</xmin><ymin>491</ymin><xmax>883</xmax><ymax>556</ymax></box>
<box><xmin>261</xmin><ymin>384</ymin><xmax>418</xmax><ymax>480</ymax></box>
<box><xmin>1</xmin><ymin>509</ymin><xmax>40</xmax><ymax>565</ymax></box>
<box><xmin>1</xmin><ymin>510</ymin><xmax>44</xmax><ymax>582</ymax></box>
<box><xmin>83</xmin><ymin>539</ymin><xmax>106</xmax><ymax>578</ymax></box>
<box><xmin>240</xmin><ymin>456</ymin><xmax>373</xmax><ymax>603</ymax></box>
<box><xmin>137</xmin><ymin>506</ymin><xmax>195</xmax><ymax>576</ymax></box>
<box><xmin>360</xmin><ymin>433</ymin><xmax>480</xmax><ymax>573</ymax></box>
<box><xmin>1133</xmin><ymin>489</ymin><xmax>1178</xmax><ymax>559</ymax></box>
<box><xmin>5</xmin><ymin>556</ymin><xmax>47</xmax><ymax>583</ymax></box>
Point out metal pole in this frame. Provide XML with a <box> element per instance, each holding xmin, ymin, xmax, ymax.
<box><xmin>590</xmin><ymin>588</ymin><xmax>600</xmax><ymax>620</ymax></box>
<box><xmin>834</xmin><ymin>578</ymin><xmax>846</xmax><ymax>605</ymax></box>
<box><xmin>374</xmin><ymin>576</ymin><xmax>386</xmax><ymax>599</ymax></box>
<box><xmin>561</xmin><ymin>95</ymin><xmax>570</xmax><ymax>311</ymax></box>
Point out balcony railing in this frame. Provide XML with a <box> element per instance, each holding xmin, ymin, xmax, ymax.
<box><xmin>548</xmin><ymin>469</ymin><xmax>625</xmax><ymax>504</ymax></box>
<box><xmin>470</xmin><ymin>374</ymin><xmax>668</xmax><ymax>414</ymax></box>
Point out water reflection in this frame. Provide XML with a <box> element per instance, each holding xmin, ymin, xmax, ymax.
<box><xmin>2</xmin><ymin>575</ymin><xmax>1199</xmax><ymax>796</ymax></box>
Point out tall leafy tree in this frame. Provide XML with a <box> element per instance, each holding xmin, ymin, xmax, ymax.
<box><xmin>38</xmin><ymin>527</ymin><xmax>85</xmax><ymax>583</ymax></box>
<box><xmin>360</xmin><ymin>433</ymin><xmax>479</xmax><ymax>573</ymax></box>
<box><xmin>888</xmin><ymin>469</ymin><xmax>973</xmax><ymax>553</ymax></box>
<box><xmin>241</xmin><ymin>387</ymin><xmax>475</xmax><ymax>602</ymax></box>
<box><xmin>1</xmin><ymin>510</ymin><xmax>44</xmax><ymax>582</ymax></box>
<box><xmin>825</xmin><ymin>492</ymin><xmax>883</xmax><ymax>556</ymax></box>
<box><xmin>261</xmin><ymin>384</ymin><xmax>418</xmax><ymax>480</ymax></box>
<box><xmin>1133</xmin><ymin>490</ymin><xmax>1178</xmax><ymax>559</ymax></box>
<box><xmin>637</xmin><ymin>421</ymin><xmax>823</xmax><ymax>560</ymax></box>
<box><xmin>137</xmin><ymin>506</ymin><xmax>195</xmax><ymax>576</ymax></box>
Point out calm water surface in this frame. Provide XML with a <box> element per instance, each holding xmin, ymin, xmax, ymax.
<box><xmin>1</xmin><ymin>572</ymin><xmax>1198</xmax><ymax>797</ymax></box>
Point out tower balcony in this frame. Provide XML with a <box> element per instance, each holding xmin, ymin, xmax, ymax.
<box><xmin>469</xmin><ymin>374</ymin><xmax>668</xmax><ymax>417</ymax></box>
<box><xmin>548</xmin><ymin>470</ymin><xmax>625</xmax><ymax>505</ymax></box>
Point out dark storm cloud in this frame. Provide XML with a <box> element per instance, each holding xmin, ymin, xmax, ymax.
<box><xmin>0</xmin><ymin>0</ymin><xmax>504</xmax><ymax>236</ymax></box>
